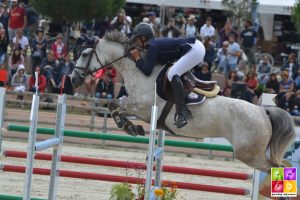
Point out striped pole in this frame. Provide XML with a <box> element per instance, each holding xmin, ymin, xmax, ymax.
<box><xmin>3</xmin><ymin>150</ymin><xmax>251</xmax><ymax>180</ymax></box>
<box><xmin>7</xmin><ymin>124</ymin><xmax>234</xmax><ymax>152</ymax></box>
<box><xmin>1</xmin><ymin>164</ymin><xmax>250</xmax><ymax>196</ymax></box>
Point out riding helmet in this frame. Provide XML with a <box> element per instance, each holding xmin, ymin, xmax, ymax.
<box><xmin>130</xmin><ymin>22</ymin><xmax>155</xmax><ymax>41</ymax></box>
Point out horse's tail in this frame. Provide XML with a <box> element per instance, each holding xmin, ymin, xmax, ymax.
<box><xmin>265</xmin><ymin>107</ymin><xmax>296</xmax><ymax>166</ymax></box>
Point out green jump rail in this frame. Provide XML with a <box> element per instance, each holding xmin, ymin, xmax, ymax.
<box><xmin>0</xmin><ymin>194</ymin><xmax>45</xmax><ymax>200</ymax></box>
<box><xmin>7</xmin><ymin>124</ymin><xmax>234</xmax><ymax>152</ymax></box>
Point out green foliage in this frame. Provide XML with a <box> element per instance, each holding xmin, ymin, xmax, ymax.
<box><xmin>221</xmin><ymin>0</ymin><xmax>250</xmax><ymax>33</ymax></box>
<box><xmin>221</xmin><ymin>0</ymin><xmax>249</xmax><ymax>19</ymax></box>
<box><xmin>109</xmin><ymin>183</ymin><xmax>134</xmax><ymax>200</ymax></box>
<box><xmin>292</xmin><ymin>0</ymin><xmax>300</xmax><ymax>34</ymax></box>
<box><xmin>30</xmin><ymin>0</ymin><xmax>125</xmax><ymax>23</ymax></box>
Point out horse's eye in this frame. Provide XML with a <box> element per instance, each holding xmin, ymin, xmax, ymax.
<box><xmin>82</xmin><ymin>52</ymin><xmax>88</xmax><ymax>57</ymax></box>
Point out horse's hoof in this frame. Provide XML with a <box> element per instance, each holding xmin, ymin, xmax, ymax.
<box><xmin>136</xmin><ymin>125</ymin><xmax>145</xmax><ymax>136</ymax></box>
<box><xmin>126</xmin><ymin>124</ymin><xmax>138</xmax><ymax>137</ymax></box>
<box><xmin>174</xmin><ymin>120</ymin><xmax>187</xmax><ymax>128</ymax></box>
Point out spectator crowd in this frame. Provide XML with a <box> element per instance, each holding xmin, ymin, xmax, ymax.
<box><xmin>0</xmin><ymin>0</ymin><xmax>299</xmax><ymax>116</ymax></box>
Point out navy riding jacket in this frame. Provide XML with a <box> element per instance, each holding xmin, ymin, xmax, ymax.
<box><xmin>135</xmin><ymin>37</ymin><xmax>196</xmax><ymax>76</ymax></box>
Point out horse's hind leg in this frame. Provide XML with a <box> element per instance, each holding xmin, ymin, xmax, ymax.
<box><xmin>233</xmin><ymin>131</ymin><xmax>275</xmax><ymax>173</ymax></box>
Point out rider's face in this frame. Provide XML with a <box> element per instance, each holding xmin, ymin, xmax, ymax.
<box><xmin>134</xmin><ymin>36</ymin><xmax>148</xmax><ymax>49</ymax></box>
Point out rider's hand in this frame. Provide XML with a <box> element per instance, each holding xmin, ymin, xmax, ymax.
<box><xmin>130</xmin><ymin>49</ymin><xmax>141</xmax><ymax>61</ymax></box>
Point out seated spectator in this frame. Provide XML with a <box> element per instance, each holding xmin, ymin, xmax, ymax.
<box><xmin>244</xmin><ymin>71</ymin><xmax>258</xmax><ymax>103</ymax></box>
<box><xmin>95</xmin><ymin>69</ymin><xmax>114</xmax><ymax>99</ymax></box>
<box><xmin>277</xmin><ymin>91</ymin><xmax>295</xmax><ymax>114</ymax></box>
<box><xmin>28</xmin><ymin>66</ymin><xmax>47</xmax><ymax>93</ymax></box>
<box><xmin>60</xmin><ymin>53</ymin><xmax>75</xmax><ymax>95</ymax></box>
<box><xmin>279</xmin><ymin>70</ymin><xmax>294</xmax><ymax>93</ymax></box>
<box><xmin>0</xmin><ymin>28</ymin><xmax>8</xmax><ymax>68</ymax></box>
<box><xmin>291</xmin><ymin>90</ymin><xmax>300</xmax><ymax>116</ymax></box>
<box><xmin>162</xmin><ymin>18</ymin><xmax>181</xmax><ymax>38</ymax></box>
<box><xmin>282</xmin><ymin>52</ymin><xmax>298</xmax><ymax>80</ymax></box>
<box><xmin>216</xmin><ymin>41</ymin><xmax>229</xmax><ymax>73</ymax></box>
<box><xmin>84</xmin><ymin>73</ymin><xmax>98</xmax><ymax>97</ymax></box>
<box><xmin>8</xmin><ymin>46</ymin><xmax>24</xmax><ymax>81</ymax></box>
<box><xmin>223</xmin><ymin>70</ymin><xmax>238</xmax><ymax>97</ymax></box>
<box><xmin>257</xmin><ymin>55</ymin><xmax>272</xmax><ymax>85</ymax></box>
<box><xmin>265</xmin><ymin>73</ymin><xmax>280</xmax><ymax>94</ymax></box>
<box><xmin>12</xmin><ymin>28</ymin><xmax>28</xmax><ymax>56</ymax></box>
<box><xmin>193</xmin><ymin>62</ymin><xmax>211</xmax><ymax>81</ymax></box>
<box><xmin>40</xmin><ymin>50</ymin><xmax>59</xmax><ymax>88</ymax></box>
<box><xmin>11</xmin><ymin>64</ymin><xmax>27</xmax><ymax>99</ymax></box>
<box><xmin>294</xmin><ymin>69</ymin><xmax>300</xmax><ymax>91</ymax></box>
<box><xmin>117</xmin><ymin>82</ymin><xmax>128</xmax><ymax>99</ymax></box>
<box><xmin>51</xmin><ymin>33</ymin><xmax>66</xmax><ymax>61</ymax></box>
<box><xmin>30</xmin><ymin>29</ymin><xmax>47</xmax><ymax>74</ymax></box>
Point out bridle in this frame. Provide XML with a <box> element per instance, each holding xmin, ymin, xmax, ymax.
<box><xmin>74</xmin><ymin>38</ymin><xmax>130</xmax><ymax>77</ymax></box>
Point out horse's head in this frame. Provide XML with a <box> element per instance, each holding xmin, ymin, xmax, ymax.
<box><xmin>71</xmin><ymin>36</ymin><xmax>104</xmax><ymax>88</ymax></box>
<box><xmin>71</xmin><ymin>32</ymin><xmax>129</xmax><ymax>88</ymax></box>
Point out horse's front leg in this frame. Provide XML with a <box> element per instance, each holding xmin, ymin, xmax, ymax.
<box><xmin>108</xmin><ymin>99</ymin><xmax>145</xmax><ymax>136</ymax></box>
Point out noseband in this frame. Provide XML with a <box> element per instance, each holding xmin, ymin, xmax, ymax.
<box><xmin>75</xmin><ymin>39</ymin><xmax>130</xmax><ymax>77</ymax></box>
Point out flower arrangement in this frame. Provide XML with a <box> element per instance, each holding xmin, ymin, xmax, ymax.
<box><xmin>109</xmin><ymin>182</ymin><xmax>179</xmax><ymax>200</ymax></box>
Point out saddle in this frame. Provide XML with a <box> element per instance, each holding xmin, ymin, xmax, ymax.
<box><xmin>155</xmin><ymin>64</ymin><xmax>220</xmax><ymax>135</ymax></box>
<box><xmin>156</xmin><ymin>64</ymin><xmax>220</xmax><ymax>103</ymax></box>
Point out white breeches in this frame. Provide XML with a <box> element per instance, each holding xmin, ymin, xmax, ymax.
<box><xmin>167</xmin><ymin>39</ymin><xmax>205</xmax><ymax>81</ymax></box>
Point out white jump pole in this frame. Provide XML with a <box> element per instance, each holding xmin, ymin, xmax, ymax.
<box><xmin>23</xmin><ymin>73</ymin><xmax>66</xmax><ymax>200</ymax></box>
<box><xmin>48</xmin><ymin>94</ymin><xmax>66</xmax><ymax>200</ymax></box>
<box><xmin>23</xmin><ymin>90</ymin><xmax>39</xmax><ymax>200</ymax></box>
<box><xmin>144</xmin><ymin>84</ymin><xmax>166</xmax><ymax>200</ymax></box>
<box><xmin>0</xmin><ymin>87</ymin><xmax>6</xmax><ymax>153</ymax></box>
<box><xmin>0</xmin><ymin>87</ymin><xmax>6</xmax><ymax>154</ymax></box>
<box><xmin>144</xmin><ymin>84</ymin><xmax>158</xmax><ymax>200</ymax></box>
<box><xmin>23</xmin><ymin>72</ymin><xmax>40</xmax><ymax>200</ymax></box>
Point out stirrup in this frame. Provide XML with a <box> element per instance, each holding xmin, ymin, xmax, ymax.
<box><xmin>174</xmin><ymin>111</ymin><xmax>192</xmax><ymax>128</ymax></box>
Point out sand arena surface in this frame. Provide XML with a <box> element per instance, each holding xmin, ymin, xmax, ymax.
<box><xmin>0</xmin><ymin>140</ymin><xmax>254</xmax><ymax>200</ymax></box>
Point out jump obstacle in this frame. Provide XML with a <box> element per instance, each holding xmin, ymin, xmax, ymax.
<box><xmin>6</xmin><ymin>124</ymin><xmax>234</xmax><ymax>152</ymax></box>
<box><xmin>0</xmin><ymin>87</ymin><xmax>253</xmax><ymax>199</ymax></box>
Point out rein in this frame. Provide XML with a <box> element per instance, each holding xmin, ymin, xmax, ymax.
<box><xmin>74</xmin><ymin>39</ymin><xmax>130</xmax><ymax>76</ymax></box>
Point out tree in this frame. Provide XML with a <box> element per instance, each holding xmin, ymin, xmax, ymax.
<box><xmin>31</xmin><ymin>0</ymin><xmax>125</xmax><ymax>23</ymax></box>
<box><xmin>31</xmin><ymin>0</ymin><xmax>125</xmax><ymax>47</ymax></box>
<box><xmin>292</xmin><ymin>0</ymin><xmax>300</xmax><ymax>35</ymax></box>
<box><xmin>221</xmin><ymin>0</ymin><xmax>250</xmax><ymax>34</ymax></box>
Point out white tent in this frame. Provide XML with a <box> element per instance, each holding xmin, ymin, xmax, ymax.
<box><xmin>126</xmin><ymin>0</ymin><xmax>296</xmax><ymax>15</ymax></box>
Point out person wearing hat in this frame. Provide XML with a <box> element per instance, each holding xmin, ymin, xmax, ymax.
<box><xmin>147</xmin><ymin>11</ymin><xmax>161</xmax><ymax>37</ymax></box>
<box><xmin>11</xmin><ymin>63</ymin><xmax>27</xmax><ymax>94</ymax></box>
<box><xmin>185</xmin><ymin>14</ymin><xmax>197</xmax><ymax>38</ymax></box>
<box><xmin>129</xmin><ymin>22</ymin><xmax>206</xmax><ymax>128</ymax></box>
<box><xmin>8</xmin><ymin>0</ymin><xmax>27</xmax><ymax>45</ymax></box>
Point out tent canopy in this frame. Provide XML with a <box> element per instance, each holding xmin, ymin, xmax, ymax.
<box><xmin>126</xmin><ymin>0</ymin><xmax>296</xmax><ymax>15</ymax></box>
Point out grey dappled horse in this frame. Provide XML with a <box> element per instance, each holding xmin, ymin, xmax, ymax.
<box><xmin>71</xmin><ymin>32</ymin><xmax>295</xmax><ymax>173</ymax></box>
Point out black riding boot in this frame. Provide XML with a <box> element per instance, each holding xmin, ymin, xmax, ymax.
<box><xmin>170</xmin><ymin>75</ymin><xmax>192</xmax><ymax>128</ymax></box>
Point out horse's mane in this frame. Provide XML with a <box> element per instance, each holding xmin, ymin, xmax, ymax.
<box><xmin>104</xmin><ymin>31</ymin><xmax>128</xmax><ymax>44</ymax></box>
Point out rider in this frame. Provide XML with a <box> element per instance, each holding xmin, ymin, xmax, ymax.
<box><xmin>129</xmin><ymin>22</ymin><xmax>206</xmax><ymax>128</ymax></box>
